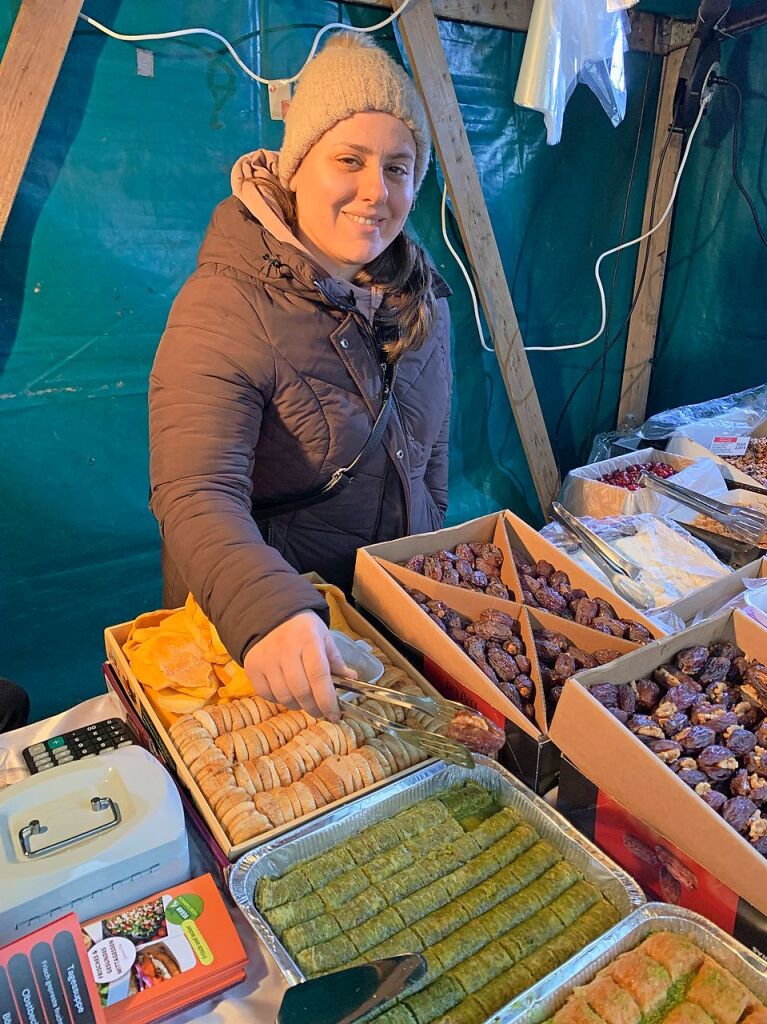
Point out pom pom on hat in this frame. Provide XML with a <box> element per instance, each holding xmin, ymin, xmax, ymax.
<box><xmin>279</xmin><ymin>32</ymin><xmax>431</xmax><ymax>193</ymax></box>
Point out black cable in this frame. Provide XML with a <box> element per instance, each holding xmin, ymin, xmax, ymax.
<box><xmin>552</xmin><ymin>125</ymin><xmax>675</xmax><ymax>459</ymax></box>
<box><xmin>581</xmin><ymin>42</ymin><xmax>658</xmax><ymax>463</ymax></box>
<box><xmin>715</xmin><ymin>76</ymin><xmax>767</xmax><ymax>247</ymax></box>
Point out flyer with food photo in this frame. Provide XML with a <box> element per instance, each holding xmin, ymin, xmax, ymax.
<box><xmin>81</xmin><ymin>874</ymin><xmax>246</xmax><ymax>1023</ymax></box>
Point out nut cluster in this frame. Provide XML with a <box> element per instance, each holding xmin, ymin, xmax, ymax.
<box><xmin>511</xmin><ymin>551</ymin><xmax>653</xmax><ymax>644</ymax></box>
<box><xmin>403</xmin><ymin>587</ymin><xmax>535</xmax><ymax>720</ymax></box>
<box><xmin>533</xmin><ymin>628</ymin><xmax>622</xmax><ymax>713</ymax></box>
<box><xmin>721</xmin><ymin>437</ymin><xmax>767</xmax><ymax>488</ymax></box>
<box><xmin>402</xmin><ymin>543</ymin><xmax>512</xmax><ymax>600</ymax></box>
<box><xmin>590</xmin><ymin>640</ymin><xmax>767</xmax><ymax>858</ymax></box>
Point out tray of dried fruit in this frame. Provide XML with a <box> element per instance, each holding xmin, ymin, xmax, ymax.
<box><xmin>229</xmin><ymin>757</ymin><xmax>645</xmax><ymax>1024</ymax></box>
<box><xmin>500</xmin><ymin>903</ymin><xmax>767</xmax><ymax>1024</ymax></box>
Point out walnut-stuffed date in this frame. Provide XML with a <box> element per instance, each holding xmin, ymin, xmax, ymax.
<box><xmin>446</xmin><ymin>709</ymin><xmax>505</xmax><ymax>755</ymax></box>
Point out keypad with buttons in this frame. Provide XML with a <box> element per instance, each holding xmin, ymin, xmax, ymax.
<box><xmin>22</xmin><ymin>719</ymin><xmax>134</xmax><ymax>774</ymax></box>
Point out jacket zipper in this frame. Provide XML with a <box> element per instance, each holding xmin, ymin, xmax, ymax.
<box><xmin>312</xmin><ymin>277</ymin><xmax>412</xmax><ymax>534</ymax></box>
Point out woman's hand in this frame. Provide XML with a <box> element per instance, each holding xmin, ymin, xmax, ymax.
<box><xmin>243</xmin><ymin>611</ymin><xmax>356</xmax><ymax>722</ymax></box>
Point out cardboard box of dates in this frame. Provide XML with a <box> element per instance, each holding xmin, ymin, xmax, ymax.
<box><xmin>353</xmin><ymin>511</ymin><xmax>647</xmax><ymax>791</ymax></box>
<box><xmin>551</xmin><ymin>608</ymin><xmax>767</xmax><ymax>950</ymax></box>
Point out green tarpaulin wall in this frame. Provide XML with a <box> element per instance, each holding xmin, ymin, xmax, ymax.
<box><xmin>1</xmin><ymin>1</ymin><xmax>765</xmax><ymax>721</ymax></box>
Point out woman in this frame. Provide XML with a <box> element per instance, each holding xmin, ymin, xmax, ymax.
<box><xmin>149</xmin><ymin>33</ymin><xmax>452</xmax><ymax>722</ymax></box>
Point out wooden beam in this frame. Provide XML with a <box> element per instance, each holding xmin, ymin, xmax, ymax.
<box><xmin>616</xmin><ymin>47</ymin><xmax>685</xmax><ymax>428</ymax></box>
<box><xmin>395</xmin><ymin>0</ymin><xmax>560</xmax><ymax>513</ymax></box>
<box><xmin>0</xmin><ymin>0</ymin><xmax>83</xmax><ymax>239</ymax></box>
<box><xmin>353</xmin><ymin>0</ymin><xmax>675</xmax><ymax>54</ymax></box>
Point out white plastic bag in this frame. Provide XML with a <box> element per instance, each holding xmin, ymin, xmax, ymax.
<box><xmin>514</xmin><ymin>0</ymin><xmax>632</xmax><ymax>145</ymax></box>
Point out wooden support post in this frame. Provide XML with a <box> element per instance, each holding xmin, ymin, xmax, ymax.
<box><xmin>616</xmin><ymin>48</ymin><xmax>685</xmax><ymax>428</ymax></box>
<box><xmin>395</xmin><ymin>0</ymin><xmax>560</xmax><ymax>513</ymax></box>
<box><xmin>0</xmin><ymin>0</ymin><xmax>84</xmax><ymax>238</ymax></box>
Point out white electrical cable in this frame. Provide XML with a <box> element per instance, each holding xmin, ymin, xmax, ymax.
<box><xmin>78</xmin><ymin>0</ymin><xmax>416</xmax><ymax>87</ymax></box>
<box><xmin>524</xmin><ymin>96</ymin><xmax>708</xmax><ymax>353</ymax></box>
<box><xmin>441</xmin><ymin>186</ymin><xmax>494</xmax><ymax>353</ymax></box>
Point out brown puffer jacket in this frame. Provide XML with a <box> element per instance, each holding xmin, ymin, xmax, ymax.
<box><xmin>149</xmin><ymin>196</ymin><xmax>452</xmax><ymax>663</ymax></box>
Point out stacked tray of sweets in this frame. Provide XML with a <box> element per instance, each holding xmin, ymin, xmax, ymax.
<box><xmin>230</xmin><ymin>759</ymin><xmax>644</xmax><ymax>1024</ymax></box>
<box><xmin>501</xmin><ymin>904</ymin><xmax>767</xmax><ymax>1024</ymax></box>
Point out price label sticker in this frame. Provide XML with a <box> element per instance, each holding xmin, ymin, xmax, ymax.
<box><xmin>710</xmin><ymin>436</ymin><xmax>750</xmax><ymax>456</ymax></box>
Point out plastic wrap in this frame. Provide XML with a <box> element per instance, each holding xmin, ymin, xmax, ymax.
<box><xmin>514</xmin><ymin>0</ymin><xmax>631</xmax><ymax>145</ymax></box>
<box><xmin>590</xmin><ymin>383</ymin><xmax>767</xmax><ymax>462</ymax></box>
<box><xmin>689</xmin><ymin>575</ymin><xmax>767</xmax><ymax>626</ymax></box>
<box><xmin>559</xmin><ymin>449</ymin><xmax>728</xmax><ymax>521</ymax></box>
<box><xmin>540</xmin><ymin>513</ymin><xmax>731</xmax><ymax>610</ymax></box>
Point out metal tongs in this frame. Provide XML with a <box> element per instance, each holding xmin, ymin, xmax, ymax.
<box><xmin>332</xmin><ymin>676</ymin><xmax>476</xmax><ymax>769</ymax></box>
<box><xmin>640</xmin><ymin>470</ymin><xmax>767</xmax><ymax>547</ymax></box>
<box><xmin>550</xmin><ymin>502</ymin><xmax>656</xmax><ymax>611</ymax></box>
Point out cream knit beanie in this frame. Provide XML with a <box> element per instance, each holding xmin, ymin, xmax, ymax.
<box><xmin>279</xmin><ymin>32</ymin><xmax>431</xmax><ymax>194</ymax></box>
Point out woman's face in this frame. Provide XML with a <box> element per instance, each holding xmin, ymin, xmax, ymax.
<box><xmin>290</xmin><ymin>111</ymin><xmax>417</xmax><ymax>281</ymax></box>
